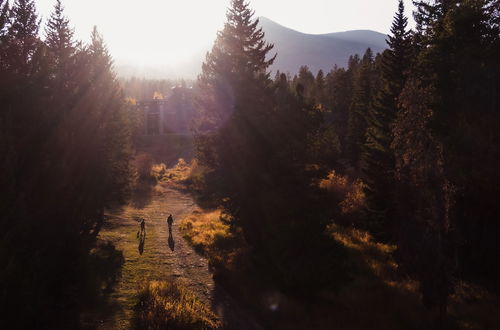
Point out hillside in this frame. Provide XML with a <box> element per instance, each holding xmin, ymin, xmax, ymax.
<box><xmin>259</xmin><ymin>17</ymin><xmax>388</xmax><ymax>74</ymax></box>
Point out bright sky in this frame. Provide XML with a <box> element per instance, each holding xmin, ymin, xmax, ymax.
<box><xmin>33</xmin><ymin>0</ymin><xmax>416</xmax><ymax>67</ymax></box>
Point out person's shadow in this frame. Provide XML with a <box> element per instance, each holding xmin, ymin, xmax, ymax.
<box><xmin>168</xmin><ymin>229</ymin><xmax>175</xmax><ymax>251</ymax></box>
<box><xmin>138</xmin><ymin>231</ymin><xmax>146</xmax><ymax>255</ymax></box>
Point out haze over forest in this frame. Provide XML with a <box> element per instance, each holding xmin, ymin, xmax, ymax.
<box><xmin>117</xmin><ymin>17</ymin><xmax>389</xmax><ymax>79</ymax></box>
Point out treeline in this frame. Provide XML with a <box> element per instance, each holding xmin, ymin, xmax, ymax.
<box><xmin>119</xmin><ymin>77</ymin><xmax>194</xmax><ymax>102</ymax></box>
<box><xmin>0</xmin><ymin>0</ymin><xmax>134</xmax><ymax>328</ymax></box>
<box><xmin>195</xmin><ymin>0</ymin><xmax>500</xmax><ymax>325</ymax></box>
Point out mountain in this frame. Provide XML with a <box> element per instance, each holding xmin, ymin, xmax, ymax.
<box><xmin>258</xmin><ymin>17</ymin><xmax>388</xmax><ymax>74</ymax></box>
<box><xmin>115</xmin><ymin>17</ymin><xmax>388</xmax><ymax>79</ymax></box>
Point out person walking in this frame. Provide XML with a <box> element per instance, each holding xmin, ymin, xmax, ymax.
<box><xmin>167</xmin><ymin>214</ymin><xmax>174</xmax><ymax>233</ymax></box>
<box><xmin>137</xmin><ymin>218</ymin><xmax>146</xmax><ymax>238</ymax></box>
<box><xmin>140</xmin><ymin>218</ymin><xmax>146</xmax><ymax>234</ymax></box>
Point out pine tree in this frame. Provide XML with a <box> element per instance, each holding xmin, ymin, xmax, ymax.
<box><xmin>196</xmin><ymin>0</ymin><xmax>276</xmax><ymax>245</ymax></box>
<box><xmin>196</xmin><ymin>0</ymin><xmax>347</xmax><ymax>291</ymax></box>
<box><xmin>393</xmin><ymin>78</ymin><xmax>456</xmax><ymax>327</ymax></box>
<box><xmin>393</xmin><ymin>0</ymin><xmax>500</xmax><ymax>324</ymax></box>
<box><xmin>346</xmin><ymin>48</ymin><xmax>374</xmax><ymax>169</ymax></box>
<box><xmin>362</xmin><ymin>0</ymin><xmax>411</xmax><ymax>239</ymax></box>
<box><xmin>294</xmin><ymin>65</ymin><xmax>315</xmax><ymax>100</ymax></box>
<box><xmin>314</xmin><ymin>69</ymin><xmax>325</xmax><ymax>105</ymax></box>
<box><xmin>5</xmin><ymin>0</ymin><xmax>40</xmax><ymax>73</ymax></box>
<box><xmin>324</xmin><ymin>63</ymin><xmax>355</xmax><ymax>156</ymax></box>
<box><xmin>45</xmin><ymin>0</ymin><xmax>74</xmax><ymax>61</ymax></box>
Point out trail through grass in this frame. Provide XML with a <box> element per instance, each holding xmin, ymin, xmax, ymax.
<box><xmin>93</xmin><ymin>182</ymin><xmax>261</xmax><ymax>329</ymax></box>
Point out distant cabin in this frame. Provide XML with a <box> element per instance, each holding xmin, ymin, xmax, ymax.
<box><xmin>138</xmin><ymin>86</ymin><xmax>195</xmax><ymax>135</ymax></box>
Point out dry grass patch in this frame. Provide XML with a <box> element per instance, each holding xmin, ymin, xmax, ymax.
<box><xmin>162</xmin><ymin>158</ymin><xmax>193</xmax><ymax>182</ymax></box>
<box><xmin>320</xmin><ymin>171</ymin><xmax>367</xmax><ymax>224</ymax></box>
<box><xmin>329</xmin><ymin>224</ymin><xmax>500</xmax><ymax>329</ymax></box>
<box><xmin>180</xmin><ymin>208</ymin><xmax>250</xmax><ymax>273</ymax></box>
<box><xmin>329</xmin><ymin>224</ymin><xmax>400</xmax><ymax>280</ymax></box>
<box><xmin>133</xmin><ymin>280</ymin><xmax>221</xmax><ymax>330</ymax></box>
<box><xmin>180</xmin><ymin>209</ymin><xmax>226</xmax><ymax>251</ymax></box>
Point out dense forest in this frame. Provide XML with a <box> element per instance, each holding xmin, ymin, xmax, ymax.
<box><xmin>0</xmin><ymin>0</ymin><xmax>135</xmax><ymax>328</ymax></box>
<box><xmin>1</xmin><ymin>0</ymin><xmax>499</xmax><ymax>329</ymax></box>
<box><xmin>194</xmin><ymin>0</ymin><xmax>500</xmax><ymax>328</ymax></box>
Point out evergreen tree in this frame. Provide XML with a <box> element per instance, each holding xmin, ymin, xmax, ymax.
<box><xmin>1</xmin><ymin>11</ymin><xmax>132</xmax><ymax>326</ymax></box>
<box><xmin>294</xmin><ymin>65</ymin><xmax>315</xmax><ymax>100</ymax></box>
<box><xmin>196</xmin><ymin>0</ymin><xmax>347</xmax><ymax>292</ymax></box>
<box><xmin>196</xmin><ymin>0</ymin><xmax>276</xmax><ymax>245</ymax></box>
<box><xmin>5</xmin><ymin>0</ymin><xmax>40</xmax><ymax>73</ymax></box>
<box><xmin>392</xmin><ymin>78</ymin><xmax>456</xmax><ymax>327</ymax></box>
<box><xmin>362</xmin><ymin>0</ymin><xmax>411</xmax><ymax>239</ymax></box>
<box><xmin>323</xmin><ymin>63</ymin><xmax>356</xmax><ymax>157</ymax></box>
<box><xmin>45</xmin><ymin>0</ymin><xmax>74</xmax><ymax>61</ymax></box>
<box><xmin>393</xmin><ymin>0</ymin><xmax>500</xmax><ymax>324</ymax></box>
<box><xmin>314</xmin><ymin>69</ymin><xmax>325</xmax><ymax>105</ymax></box>
<box><xmin>346</xmin><ymin>48</ymin><xmax>374</xmax><ymax>169</ymax></box>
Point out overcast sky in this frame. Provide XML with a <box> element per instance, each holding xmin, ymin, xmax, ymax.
<box><xmin>33</xmin><ymin>0</ymin><xmax>416</xmax><ymax>66</ymax></box>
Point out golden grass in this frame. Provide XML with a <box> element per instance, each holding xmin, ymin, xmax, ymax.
<box><xmin>319</xmin><ymin>171</ymin><xmax>367</xmax><ymax>220</ymax></box>
<box><xmin>330</xmin><ymin>224</ymin><xmax>398</xmax><ymax>276</ymax></box>
<box><xmin>328</xmin><ymin>224</ymin><xmax>500</xmax><ymax>329</ymax></box>
<box><xmin>319</xmin><ymin>170</ymin><xmax>350</xmax><ymax>195</ymax></box>
<box><xmin>179</xmin><ymin>209</ymin><xmax>226</xmax><ymax>251</ymax></box>
<box><xmin>179</xmin><ymin>208</ymin><xmax>251</xmax><ymax>274</ymax></box>
<box><xmin>133</xmin><ymin>280</ymin><xmax>221</xmax><ymax>330</ymax></box>
<box><xmin>166</xmin><ymin>158</ymin><xmax>192</xmax><ymax>181</ymax></box>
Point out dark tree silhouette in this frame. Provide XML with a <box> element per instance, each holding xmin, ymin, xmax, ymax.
<box><xmin>362</xmin><ymin>0</ymin><xmax>411</xmax><ymax>239</ymax></box>
<box><xmin>0</xmin><ymin>2</ymin><xmax>133</xmax><ymax>328</ymax></box>
<box><xmin>196</xmin><ymin>0</ymin><xmax>347</xmax><ymax>292</ymax></box>
<box><xmin>346</xmin><ymin>48</ymin><xmax>375</xmax><ymax>168</ymax></box>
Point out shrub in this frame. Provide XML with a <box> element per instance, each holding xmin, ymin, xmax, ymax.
<box><xmin>320</xmin><ymin>171</ymin><xmax>367</xmax><ymax>224</ymax></box>
<box><xmin>133</xmin><ymin>280</ymin><xmax>221</xmax><ymax>330</ymax></box>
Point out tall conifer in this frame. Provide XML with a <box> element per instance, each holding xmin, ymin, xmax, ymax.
<box><xmin>45</xmin><ymin>0</ymin><xmax>74</xmax><ymax>60</ymax></box>
<box><xmin>346</xmin><ymin>48</ymin><xmax>374</xmax><ymax>168</ymax></box>
<box><xmin>5</xmin><ymin>0</ymin><xmax>40</xmax><ymax>72</ymax></box>
<box><xmin>362</xmin><ymin>0</ymin><xmax>411</xmax><ymax>238</ymax></box>
<box><xmin>197</xmin><ymin>0</ymin><xmax>276</xmax><ymax>245</ymax></box>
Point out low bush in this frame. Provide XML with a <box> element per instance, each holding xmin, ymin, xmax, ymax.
<box><xmin>132</xmin><ymin>280</ymin><xmax>221</xmax><ymax>330</ymax></box>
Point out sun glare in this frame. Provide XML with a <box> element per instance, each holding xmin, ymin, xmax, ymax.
<box><xmin>37</xmin><ymin>0</ymin><xmax>227</xmax><ymax>67</ymax></box>
<box><xmin>116</xmin><ymin>1</ymin><xmax>224</xmax><ymax>66</ymax></box>
<box><xmin>34</xmin><ymin>0</ymin><xmax>416</xmax><ymax>74</ymax></box>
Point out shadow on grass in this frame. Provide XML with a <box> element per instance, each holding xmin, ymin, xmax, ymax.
<box><xmin>138</xmin><ymin>231</ymin><xmax>146</xmax><ymax>255</ymax></box>
<box><xmin>130</xmin><ymin>178</ymin><xmax>156</xmax><ymax>209</ymax></box>
<box><xmin>184</xmin><ymin>214</ymin><xmax>433</xmax><ymax>330</ymax></box>
<box><xmin>80</xmin><ymin>241</ymin><xmax>125</xmax><ymax>329</ymax></box>
<box><xmin>168</xmin><ymin>230</ymin><xmax>175</xmax><ymax>251</ymax></box>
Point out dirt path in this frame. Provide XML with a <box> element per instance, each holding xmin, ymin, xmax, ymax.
<box><xmin>95</xmin><ymin>184</ymin><xmax>263</xmax><ymax>329</ymax></box>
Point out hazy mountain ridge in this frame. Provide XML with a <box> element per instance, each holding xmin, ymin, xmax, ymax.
<box><xmin>259</xmin><ymin>17</ymin><xmax>388</xmax><ymax>74</ymax></box>
<box><xmin>115</xmin><ymin>17</ymin><xmax>388</xmax><ymax>78</ymax></box>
